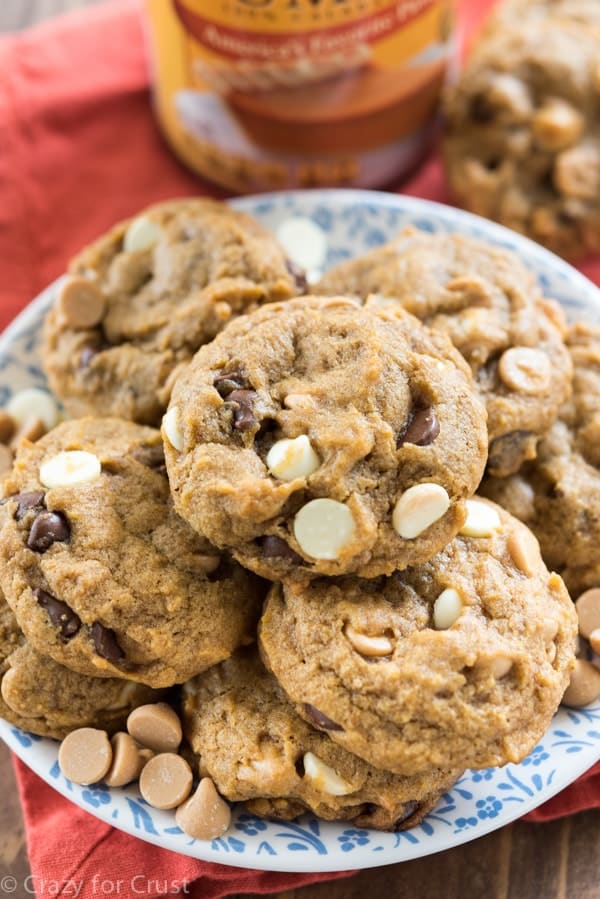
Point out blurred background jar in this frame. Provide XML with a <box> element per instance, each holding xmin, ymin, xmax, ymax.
<box><xmin>145</xmin><ymin>0</ymin><xmax>455</xmax><ymax>193</ymax></box>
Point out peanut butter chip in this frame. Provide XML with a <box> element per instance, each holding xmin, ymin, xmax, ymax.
<box><xmin>162</xmin><ymin>407</ymin><xmax>184</xmax><ymax>452</ymax></box>
<box><xmin>58</xmin><ymin>728</ymin><xmax>113</xmax><ymax>785</ymax></box>
<box><xmin>562</xmin><ymin>659</ymin><xmax>600</xmax><ymax>708</ymax></box>
<box><xmin>433</xmin><ymin>588</ymin><xmax>463</xmax><ymax>629</ymax></box>
<box><xmin>498</xmin><ymin>347</ymin><xmax>551</xmax><ymax>395</ymax></box>
<box><xmin>507</xmin><ymin>528</ymin><xmax>541</xmax><ymax>576</ymax></box>
<box><xmin>575</xmin><ymin>589</ymin><xmax>600</xmax><ymax>640</ymax></box>
<box><xmin>392</xmin><ymin>483</ymin><xmax>450</xmax><ymax>539</ymax></box>
<box><xmin>532</xmin><ymin>99</ymin><xmax>584</xmax><ymax>152</ymax></box>
<box><xmin>175</xmin><ymin>777</ymin><xmax>232</xmax><ymax>841</ymax></box>
<box><xmin>293</xmin><ymin>498</ymin><xmax>355</xmax><ymax>560</ymax></box>
<box><xmin>57</xmin><ymin>276</ymin><xmax>106</xmax><ymax>330</ymax></box>
<box><xmin>104</xmin><ymin>732</ymin><xmax>146</xmax><ymax>788</ymax></box>
<box><xmin>139</xmin><ymin>753</ymin><xmax>193</xmax><ymax>810</ymax></box>
<box><xmin>344</xmin><ymin>624</ymin><xmax>393</xmax><ymax>657</ymax></box>
<box><xmin>127</xmin><ymin>702</ymin><xmax>182</xmax><ymax>753</ymax></box>
<box><xmin>302</xmin><ymin>752</ymin><xmax>354</xmax><ymax>796</ymax></box>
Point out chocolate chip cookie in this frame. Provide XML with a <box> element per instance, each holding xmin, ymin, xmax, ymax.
<box><xmin>0</xmin><ymin>418</ymin><xmax>262</xmax><ymax>687</ymax></box>
<box><xmin>482</xmin><ymin>322</ymin><xmax>600</xmax><ymax>597</ymax></box>
<box><xmin>43</xmin><ymin>199</ymin><xmax>303</xmax><ymax>426</ymax></box>
<box><xmin>182</xmin><ymin>649</ymin><xmax>462</xmax><ymax>830</ymax></box>
<box><xmin>317</xmin><ymin>229</ymin><xmax>572</xmax><ymax>477</ymax></box>
<box><xmin>443</xmin><ymin>15</ymin><xmax>600</xmax><ymax>258</ymax></box>
<box><xmin>259</xmin><ymin>500</ymin><xmax>577</xmax><ymax>775</ymax></box>
<box><xmin>0</xmin><ymin>595</ymin><xmax>160</xmax><ymax>740</ymax></box>
<box><xmin>164</xmin><ymin>296</ymin><xmax>488</xmax><ymax>580</ymax></box>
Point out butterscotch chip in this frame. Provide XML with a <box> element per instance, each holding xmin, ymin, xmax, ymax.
<box><xmin>175</xmin><ymin>777</ymin><xmax>231</xmax><ymax>841</ymax></box>
<box><xmin>11</xmin><ymin>417</ymin><xmax>47</xmax><ymax>448</ymax></box>
<box><xmin>0</xmin><ymin>411</ymin><xmax>16</xmax><ymax>445</ymax></box>
<box><xmin>575</xmin><ymin>589</ymin><xmax>600</xmax><ymax>641</ymax></box>
<box><xmin>562</xmin><ymin>659</ymin><xmax>600</xmax><ymax>708</ymax></box>
<box><xmin>127</xmin><ymin>702</ymin><xmax>182</xmax><ymax>753</ymax></box>
<box><xmin>57</xmin><ymin>277</ymin><xmax>106</xmax><ymax>330</ymax></box>
<box><xmin>104</xmin><ymin>732</ymin><xmax>146</xmax><ymax>788</ymax></box>
<box><xmin>589</xmin><ymin>628</ymin><xmax>600</xmax><ymax>655</ymax></box>
<box><xmin>532</xmin><ymin>99</ymin><xmax>584</xmax><ymax>152</ymax></box>
<box><xmin>58</xmin><ymin>727</ymin><xmax>112</xmax><ymax>785</ymax></box>
<box><xmin>139</xmin><ymin>753</ymin><xmax>193</xmax><ymax>810</ymax></box>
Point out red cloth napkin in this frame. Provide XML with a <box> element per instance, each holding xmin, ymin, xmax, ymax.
<box><xmin>1</xmin><ymin>0</ymin><xmax>599</xmax><ymax>896</ymax></box>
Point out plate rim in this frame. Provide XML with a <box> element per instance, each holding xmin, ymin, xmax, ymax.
<box><xmin>1</xmin><ymin>187</ymin><xmax>599</xmax><ymax>873</ymax></box>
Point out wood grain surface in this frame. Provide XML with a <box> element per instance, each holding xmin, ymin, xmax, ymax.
<box><xmin>0</xmin><ymin>2</ymin><xmax>598</xmax><ymax>898</ymax></box>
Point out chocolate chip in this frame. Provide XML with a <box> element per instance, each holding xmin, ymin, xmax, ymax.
<box><xmin>261</xmin><ymin>535</ymin><xmax>302</xmax><ymax>563</ymax></box>
<box><xmin>213</xmin><ymin>371</ymin><xmax>248</xmax><ymax>398</ymax></box>
<box><xmin>286</xmin><ymin>258</ymin><xmax>308</xmax><ymax>294</ymax></box>
<box><xmin>398</xmin><ymin>407</ymin><xmax>440</xmax><ymax>448</ymax></box>
<box><xmin>393</xmin><ymin>800</ymin><xmax>420</xmax><ymax>830</ymax></box>
<box><xmin>304</xmin><ymin>704</ymin><xmax>344</xmax><ymax>732</ymax></box>
<box><xmin>488</xmin><ymin>430</ymin><xmax>536</xmax><ymax>477</ymax></box>
<box><xmin>294</xmin><ymin>756</ymin><xmax>305</xmax><ymax>778</ymax></box>
<box><xmin>471</xmin><ymin>94</ymin><xmax>495</xmax><ymax>123</ymax></box>
<box><xmin>90</xmin><ymin>621</ymin><xmax>125</xmax><ymax>663</ymax></box>
<box><xmin>226</xmin><ymin>389</ymin><xmax>258</xmax><ymax>431</ymax></box>
<box><xmin>27</xmin><ymin>511</ymin><xmax>71</xmax><ymax>552</ymax></box>
<box><xmin>35</xmin><ymin>588</ymin><xmax>81</xmax><ymax>638</ymax></box>
<box><xmin>0</xmin><ymin>491</ymin><xmax>47</xmax><ymax>521</ymax></box>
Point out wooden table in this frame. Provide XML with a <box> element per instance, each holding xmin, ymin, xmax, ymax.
<box><xmin>0</xmin><ymin>2</ymin><xmax>599</xmax><ymax>897</ymax></box>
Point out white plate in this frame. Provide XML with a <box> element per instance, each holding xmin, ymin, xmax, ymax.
<box><xmin>0</xmin><ymin>190</ymin><xmax>599</xmax><ymax>873</ymax></box>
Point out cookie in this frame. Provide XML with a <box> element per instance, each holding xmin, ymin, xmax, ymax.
<box><xmin>0</xmin><ymin>596</ymin><xmax>160</xmax><ymax>740</ymax></box>
<box><xmin>488</xmin><ymin>0</ymin><xmax>600</xmax><ymax>29</ymax></box>
<box><xmin>259</xmin><ymin>500</ymin><xmax>577</xmax><ymax>775</ymax></box>
<box><xmin>0</xmin><ymin>418</ymin><xmax>262</xmax><ymax>687</ymax></box>
<box><xmin>443</xmin><ymin>16</ymin><xmax>600</xmax><ymax>258</ymax></box>
<box><xmin>316</xmin><ymin>229</ymin><xmax>572</xmax><ymax>477</ymax></box>
<box><xmin>182</xmin><ymin>649</ymin><xmax>461</xmax><ymax>830</ymax></box>
<box><xmin>164</xmin><ymin>296</ymin><xmax>488</xmax><ymax>580</ymax></box>
<box><xmin>43</xmin><ymin>199</ymin><xmax>303</xmax><ymax>426</ymax></box>
<box><xmin>482</xmin><ymin>322</ymin><xmax>600</xmax><ymax>597</ymax></box>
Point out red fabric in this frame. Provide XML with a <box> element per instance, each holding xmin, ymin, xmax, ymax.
<box><xmin>1</xmin><ymin>0</ymin><xmax>599</xmax><ymax>896</ymax></box>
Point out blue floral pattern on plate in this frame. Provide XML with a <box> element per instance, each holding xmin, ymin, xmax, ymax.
<box><xmin>0</xmin><ymin>190</ymin><xmax>598</xmax><ymax>873</ymax></box>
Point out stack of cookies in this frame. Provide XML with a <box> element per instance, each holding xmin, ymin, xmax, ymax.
<box><xmin>0</xmin><ymin>197</ymin><xmax>590</xmax><ymax>840</ymax></box>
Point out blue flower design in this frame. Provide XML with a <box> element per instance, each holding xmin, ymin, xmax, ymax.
<box><xmin>454</xmin><ymin>816</ymin><xmax>478</xmax><ymax>833</ymax></box>
<box><xmin>338</xmin><ymin>829</ymin><xmax>370</xmax><ymax>852</ymax></box>
<box><xmin>82</xmin><ymin>785</ymin><xmax>111</xmax><ymax>808</ymax></box>
<box><xmin>522</xmin><ymin>745</ymin><xmax>550</xmax><ymax>767</ymax></box>
<box><xmin>471</xmin><ymin>769</ymin><xmax>494</xmax><ymax>782</ymax></box>
<box><xmin>476</xmin><ymin>796</ymin><xmax>503</xmax><ymax>819</ymax></box>
<box><xmin>235</xmin><ymin>814</ymin><xmax>268</xmax><ymax>836</ymax></box>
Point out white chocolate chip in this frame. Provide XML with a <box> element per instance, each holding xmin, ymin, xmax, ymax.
<box><xmin>162</xmin><ymin>406</ymin><xmax>184</xmax><ymax>452</ymax></box>
<box><xmin>40</xmin><ymin>451</ymin><xmax>101</xmax><ymax>488</ymax></box>
<box><xmin>302</xmin><ymin>752</ymin><xmax>353</xmax><ymax>796</ymax></box>
<box><xmin>123</xmin><ymin>215</ymin><xmax>161</xmax><ymax>253</ymax></box>
<box><xmin>459</xmin><ymin>500</ymin><xmax>501</xmax><ymax>538</ymax></box>
<box><xmin>498</xmin><ymin>347</ymin><xmax>551</xmax><ymax>396</ymax></box>
<box><xmin>7</xmin><ymin>388</ymin><xmax>59</xmax><ymax>431</ymax></box>
<box><xmin>433</xmin><ymin>588</ymin><xmax>463</xmax><ymax>630</ymax></box>
<box><xmin>266</xmin><ymin>435</ymin><xmax>320</xmax><ymax>481</ymax></box>
<box><xmin>344</xmin><ymin>623</ymin><xmax>393</xmax><ymax>657</ymax></box>
<box><xmin>293</xmin><ymin>498</ymin><xmax>355</xmax><ymax>560</ymax></box>
<box><xmin>276</xmin><ymin>217</ymin><xmax>327</xmax><ymax>273</ymax></box>
<box><xmin>392</xmin><ymin>483</ymin><xmax>450</xmax><ymax>539</ymax></box>
<box><xmin>489</xmin><ymin>655</ymin><xmax>513</xmax><ymax>679</ymax></box>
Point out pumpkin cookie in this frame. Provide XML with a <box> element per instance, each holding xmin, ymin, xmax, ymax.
<box><xmin>182</xmin><ymin>649</ymin><xmax>461</xmax><ymax>830</ymax></box>
<box><xmin>43</xmin><ymin>198</ymin><xmax>303</xmax><ymax>426</ymax></box>
<box><xmin>259</xmin><ymin>500</ymin><xmax>577</xmax><ymax>775</ymax></box>
<box><xmin>316</xmin><ymin>229</ymin><xmax>572</xmax><ymax>476</ymax></box>
<box><xmin>164</xmin><ymin>296</ymin><xmax>487</xmax><ymax>580</ymax></box>
<box><xmin>0</xmin><ymin>418</ymin><xmax>262</xmax><ymax>688</ymax></box>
